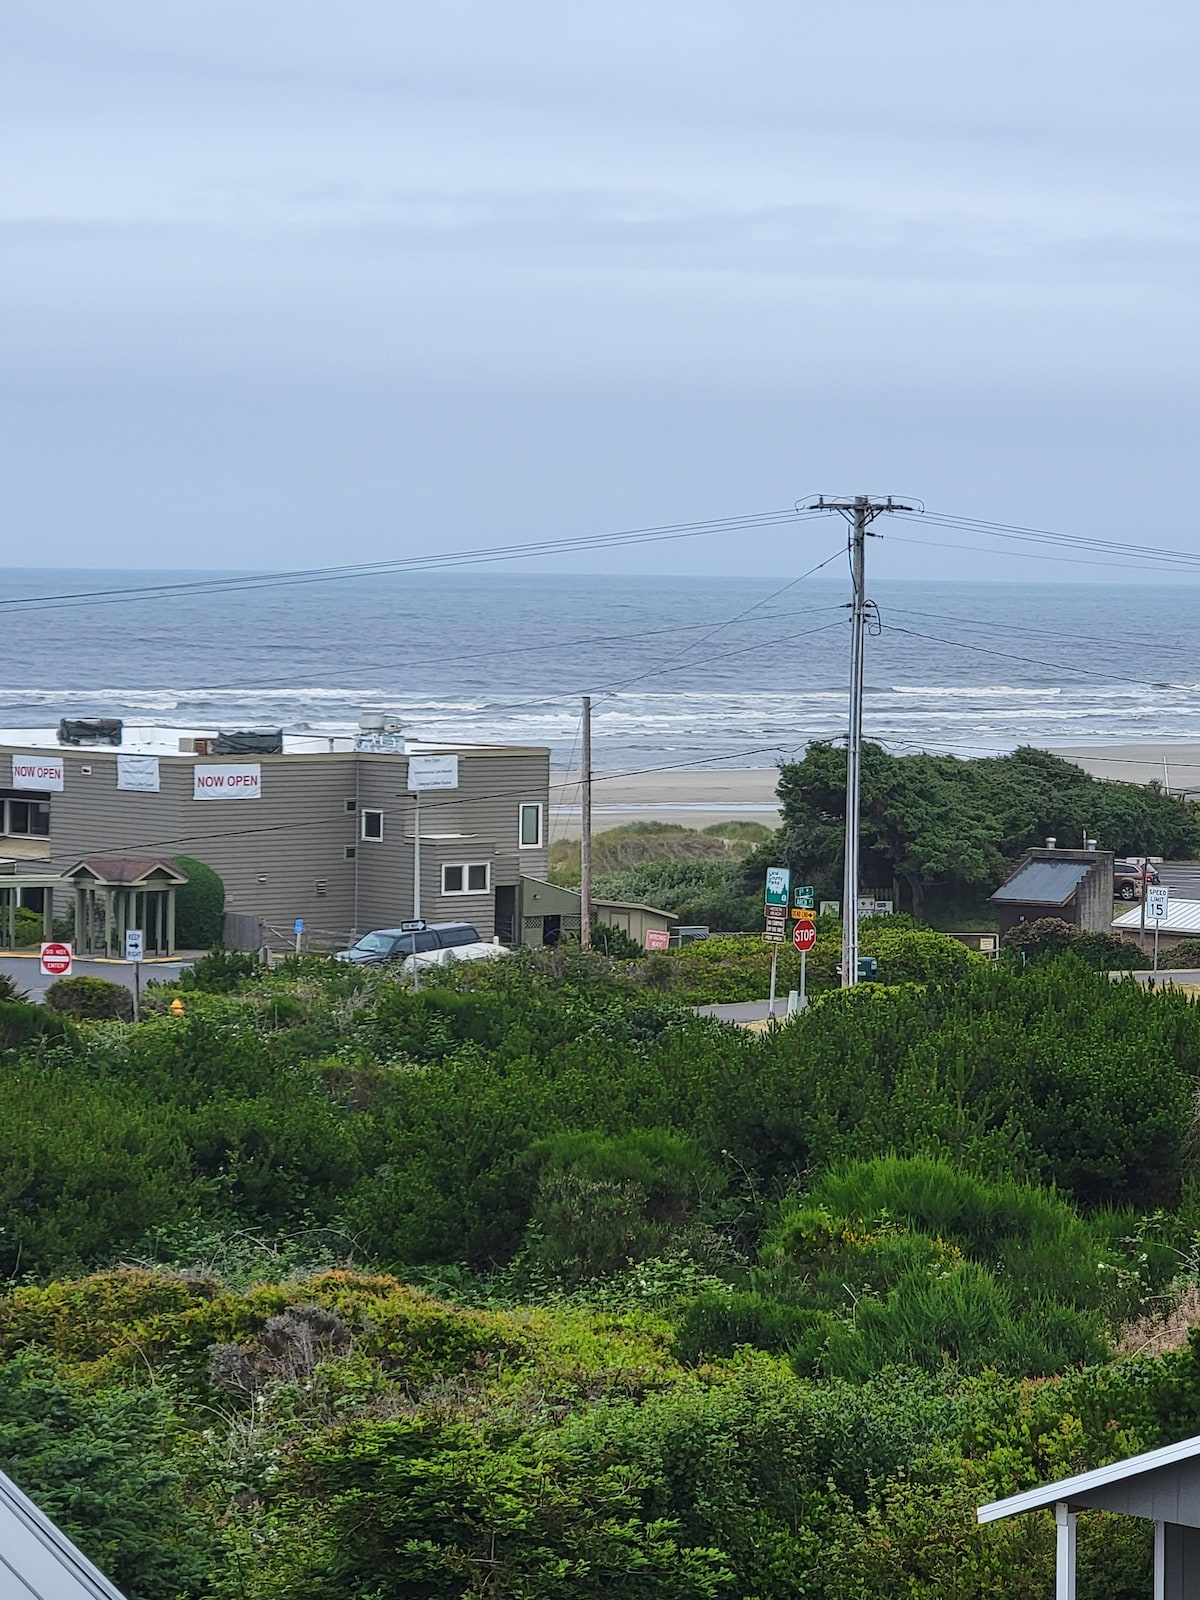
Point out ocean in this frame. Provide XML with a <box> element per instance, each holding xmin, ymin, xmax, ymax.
<box><xmin>0</xmin><ymin>568</ymin><xmax>1195</xmax><ymax>770</ymax></box>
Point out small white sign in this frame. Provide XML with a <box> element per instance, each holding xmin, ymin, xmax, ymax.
<box><xmin>125</xmin><ymin>929</ymin><xmax>144</xmax><ymax>962</ymax></box>
<box><xmin>12</xmin><ymin>754</ymin><xmax>63</xmax><ymax>792</ymax></box>
<box><xmin>117</xmin><ymin>754</ymin><xmax>160</xmax><ymax>793</ymax></box>
<box><xmin>1147</xmin><ymin>885</ymin><xmax>1170</xmax><ymax>920</ymax></box>
<box><xmin>408</xmin><ymin>754</ymin><xmax>459</xmax><ymax>792</ymax></box>
<box><xmin>820</xmin><ymin>900</ymin><xmax>841</xmax><ymax>918</ymax></box>
<box><xmin>193</xmin><ymin>762</ymin><xmax>262</xmax><ymax>800</ymax></box>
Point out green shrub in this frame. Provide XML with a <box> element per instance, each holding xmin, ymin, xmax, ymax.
<box><xmin>10</xmin><ymin>906</ymin><xmax>43</xmax><ymax>948</ymax></box>
<box><xmin>0</xmin><ymin>970</ymin><xmax>28</xmax><ymax>1002</ymax></box>
<box><xmin>674</xmin><ymin>1290</ymin><xmax>812</xmax><ymax>1364</ymax></box>
<box><xmin>0</xmin><ymin>999</ymin><xmax>75</xmax><ymax>1051</ymax></box>
<box><xmin>528</xmin><ymin>1129</ymin><xmax>722</xmax><ymax>1278</ymax></box>
<box><xmin>1160</xmin><ymin>939</ymin><xmax>1200</xmax><ymax>969</ymax></box>
<box><xmin>44</xmin><ymin>974</ymin><xmax>133</xmax><ymax>1021</ymax></box>
<box><xmin>173</xmin><ymin>855</ymin><xmax>225</xmax><ymax>948</ymax></box>
<box><xmin>180</xmin><ymin>946</ymin><xmax>261</xmax><ymax>993</ymax></box>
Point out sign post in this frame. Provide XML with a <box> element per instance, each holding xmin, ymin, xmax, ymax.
<box><xmin>792</xmin><ymin>915</ymin><xmax>817</xmax><ymax>1011</ymax></box>
<box><xmin>764</xmin><ymin>868</ymin><xmax>791</xmax><ymax>1016</ymax></box>
<box><xmin>1147</xmin><ymin>884</ymin><xmax>1169</xmax><ymax>973</ymax></box>
<box><xmin>294</xmin><ymin>917</ymin><xmax>304</xmax><ymax>957</ymax></box>
<box><xmin>39</xmin><ymin>941</ymin><xmax>72</xmax><ymax>980</ymax></box>
<box><xmin>124</xmin><ymin>929</ymin><xmax>144</xmax><ymax>1022</ymax></box>
<box><xmin>400</xmin><ymin>918</ymin><xmax>427</xmax><ymax>993</ymax></box>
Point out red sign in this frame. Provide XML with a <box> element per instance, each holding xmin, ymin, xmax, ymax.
<box><xmin>644</xmin><ymin>930</ymin><xmax>670</xmax><ymax>951</ymax></box>
<box><xmin>40</xmin><ymin>941</ymin><xmax>73</xmax><ymax>977</ymax></box>
<box><xmin>792</xmin><ymin>921</ymin><xmax>817</xmax><ymax>954</ymax></box>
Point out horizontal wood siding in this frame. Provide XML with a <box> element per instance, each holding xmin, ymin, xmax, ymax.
<box><xmin>356</xmin><ymin>749</ymin><xmax>550</xmax><ymax>938</ymax></box>
<box><xmin>0</xmin><ymin>744</ymin><xmax>549</xmax><ymax>947</ymax></box>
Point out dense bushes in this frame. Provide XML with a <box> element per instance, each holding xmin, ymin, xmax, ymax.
<box><xmin>44</xmin><ymin>974</ymin><xmax>134</xmax><ymax>1020</ymax></box>
<box><xmin>173</xmin><ymin>855</ymin><xmax>225</xmax><ymax>948</ymax></box>
<box><xmin>8</xmin><ymin>948</ymin><xmax>1200</xmax><ymax>1597</ymax></box>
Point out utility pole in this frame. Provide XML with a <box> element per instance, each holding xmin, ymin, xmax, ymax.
<box><xmin>580</xmin><ymin>695</ymin><xmax>593</xmax><ymax>950</ymax></box>
<box><xmin>803</xmin><ymin>495</ymin><xmax>918</xmax><ymax>987</ymax></box>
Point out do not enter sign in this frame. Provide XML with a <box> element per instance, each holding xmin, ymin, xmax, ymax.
<box><xmin>40</xmin><ymin>941</ymin><xmax>73</xmax><ymax>977</ymax></box>
<box><xmin>792</xmin><ymin>921</ymin><xmax>816</xmax><ymax>954</ymax></box>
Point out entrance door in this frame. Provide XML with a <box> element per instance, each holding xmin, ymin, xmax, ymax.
<box><xmin>494</xmin><ymin>885</ymin><xmax>516</xmax><ymax>945</ymax></box>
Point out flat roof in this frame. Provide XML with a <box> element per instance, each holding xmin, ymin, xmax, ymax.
<box><xmin>0</xmin><ymin>727</ymin><xmax>548</xmax><ymax>759</ymax></box>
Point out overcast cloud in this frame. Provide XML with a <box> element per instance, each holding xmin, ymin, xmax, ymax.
<box><xmin>2</xmin><ymin>1</ymin><xmax>1198</xmax><ymax>577</ymax></box>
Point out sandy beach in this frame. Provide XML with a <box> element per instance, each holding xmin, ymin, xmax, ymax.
<box><xmin>548</xmin><ymin>745</ymin><xmax>1200</xmax><ymax>839</ymax></box>
<box><xmin>550</xmin><ymin>767</ymin><xmax>782</xmax><ymax>838</ymax></box>
<box><xmin>1049</xmin><ymin>744</ymin><xmax>1200</xmax><ymax>795</ymax></box>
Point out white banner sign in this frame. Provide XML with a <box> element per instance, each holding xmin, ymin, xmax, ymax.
<box><xmin>117</xmin><ymin>754</ymin><xmax>160</xmax><ymax>793</ymax></box>
<box><xmin>193</xmin><ymin>762</ymin><xmax>262</xmax><ymax>801</ymax></box>
<box><xmin>11</xmin><ymin>754</ymin><xmax>63</xmax><ymax>791</ymax></box>
<box><xmin>408</xmin><ymin>754</ymin><xmax>459</xmax><ymax>792</ymax></box>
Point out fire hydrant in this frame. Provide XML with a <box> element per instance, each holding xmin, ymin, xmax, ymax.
<box><xmin>169</xmin><ymin>998</ymin><xmax>185</xmax><ymax>1017</ymax></box>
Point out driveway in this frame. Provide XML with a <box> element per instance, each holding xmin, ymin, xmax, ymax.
<box><xmin>0</xmin><ymin>953</ymin><xmax>191</xmax><ymax>1002</ymax></box>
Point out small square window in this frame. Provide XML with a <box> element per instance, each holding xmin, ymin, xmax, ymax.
<box><xmin>519</xmin><ymin>802</ymin><xmax>543</xmax><ymax>848</ymax></box>
<box><xmin>361</xmin><ymin>809</ymin><xmax>384</xmax><ymax>841</ymax></box>
<box><xmin>345</xmin><ymin>798</ymin><xmax>357</xmax><ymax>812</ymax></box>
<box><xmin>442</xmin><ymin>862</ymin><xmax>490</xmax><ymax>895</ymax></box>
<box><xmin>344</xmin><ymin>845</ymin><xmax>357</xmax><ymax>860</ymax></box>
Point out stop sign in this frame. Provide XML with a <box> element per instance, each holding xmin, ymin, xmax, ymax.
<box><xmin>792</xmin><ymin>920</ymin><xmax>816</xmax><ymax>953</ymax></box>
<box><xmin>40</xmin><ymin>941</ymin><xmax>73</xmax><ymax>977</ymax></box>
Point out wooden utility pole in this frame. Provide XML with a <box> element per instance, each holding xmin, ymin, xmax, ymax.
<box><xmin>580</xmin><ymin>696</ymin><xmax>593</xmax><ymax>950</ymax></box>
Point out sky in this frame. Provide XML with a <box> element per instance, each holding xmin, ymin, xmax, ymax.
<box><xmin>3</xmin><ymin>1</ymin><xmax>1199</xmax><ymax>579</ymax></box>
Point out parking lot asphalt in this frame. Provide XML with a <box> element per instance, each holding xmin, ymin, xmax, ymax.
<box><xmin>0</xmin><ymin>953</ymin><xmax>191</xmax><ymax>1000</ymax></box>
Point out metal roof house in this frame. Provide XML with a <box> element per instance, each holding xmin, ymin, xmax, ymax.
<box><xmin>1113</xmin><ymin>897</ymin><xmax>1200</xmax><ymax>948</ymax></box>
<box><xmin>0</xmin><ymin>1465</ymin><xmax>128</xmax><ymax>1598</ymax></box>
<box><xmin>990</xmin><ymin>847</ymin><xmax>1115</xmax><ymax>940</ymax></box>
<box><xmin>978</xmin><ymin>1433</ymin><xmax>1200</xmax><ymax>1598</ymax></box>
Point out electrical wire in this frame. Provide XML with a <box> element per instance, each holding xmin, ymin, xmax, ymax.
<box><xmin>0</xmin><ymin>508</ymin><xmax>827</xmax><ymax>616</ymax></box>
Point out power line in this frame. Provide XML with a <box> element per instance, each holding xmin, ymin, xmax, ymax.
<box><xmin>0</xmin><ymin>508</ymin><xmax>825</xmax><ymax>616</ymax></box>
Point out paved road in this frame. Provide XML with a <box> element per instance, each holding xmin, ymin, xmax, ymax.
<box><xmin>695</xmin><ymin>999</ymin><xmax>807</xmax><ymax>1025</ymax></box>
<box><xmin>1157</xmin><ymin>862</ymin><xmax>1200</xmax><ymax>898</ymax></box>
<box><xmin>0</xmin><ymin>954</ymin><xmax>190</xmax><ymax>1001</ymax></box>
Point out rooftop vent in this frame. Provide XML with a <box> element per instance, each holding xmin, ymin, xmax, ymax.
<box><xmin>57</xmin><ymin>717</ymin><xmax>122</xmax><ymax>747</ymax></box>
<box><xmin>1045</xmin><ymin>837</ymin><xmax>1057</xmax><ymax>849</ymax></box>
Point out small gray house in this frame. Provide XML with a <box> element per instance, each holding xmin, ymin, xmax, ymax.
<box><xmin>979</xmin><ymin>1431</ymin><xmax>1200</xmax><ymax>1597</ymax></box>
<box><xmin>0</xmin><ymin>1464</ymin><xmax>128</xmax><ymax>1598</ymax></box>
<box><xmin>990</xmin><ymin>847</ymin><xmax>1115</xmax><ymax>940</ymax></box>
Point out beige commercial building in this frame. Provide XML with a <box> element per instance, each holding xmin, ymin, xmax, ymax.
<box><xmin>0</xmin><ymin>724</ymin><xmax>550</xmax><ymax>946</ymax></box>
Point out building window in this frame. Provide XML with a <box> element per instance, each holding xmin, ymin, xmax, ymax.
<box><xmin>442</xmin><ymin>862</ymin><xmax>490</xmax><ymax>895</ymax></box>
<box><xmin>1</xmin><ymin>795</ymin><xmax>50</xmax><ymax>836</ymax></box>
<box><xmin>361</xmin><ymin>809</ymin><xmax>384</xmax><ymax>841</ymax></box>
<box><xmin>518</xmin><ymin>802</ymin><xmax>543</xmax><ymax>848</ymax></box>
<box><xmin>344</xmin><ymin>846</ymin><xmax>357</xmax><ymax>860</ymax></box>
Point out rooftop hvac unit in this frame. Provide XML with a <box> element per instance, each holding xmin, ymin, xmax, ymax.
<box><xmin>57</xmin><ymin>717</ymin><xmax>123</xmax><ymax>746</ymax></box>
<box><xmin>213</xmin><ymin>728</ymin><xmax>284</xmax><ymax>756</ymax></box>
<box><xmin>359</xmin><ymin>712</ymin><xmax>386</xmax><ymax>732</ymax></box>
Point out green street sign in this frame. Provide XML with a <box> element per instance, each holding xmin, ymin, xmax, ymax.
<box><xmin>793</xmin><ymin>884</ymin><xmax>815</xmax><ymax>911</ymax></box>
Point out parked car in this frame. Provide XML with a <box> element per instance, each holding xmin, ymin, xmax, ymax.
<box><xmin>334</xmin><ymin>921</ymin><xmax>482</xmax><ymax>964</ymax></box>
<box><xmin>1113</xmin><ymin>860</ymin><xmax>1160</xmax><ymax>901</ymax></box>
<box><xmin>402</xmin><ymin>941</ymin><xmax>508</xmax><ymax>972</ymax></box>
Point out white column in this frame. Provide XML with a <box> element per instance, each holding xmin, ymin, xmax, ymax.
<box><xmin>1055</xmin><ymin>1504</ymin><xmax>1077</xmax><ymax>1600</ymax></box>
<box><xmin>1154</xmin><ymin>1520</ymin><xmax>1165</xmax><ymax>1600</ymax></box>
